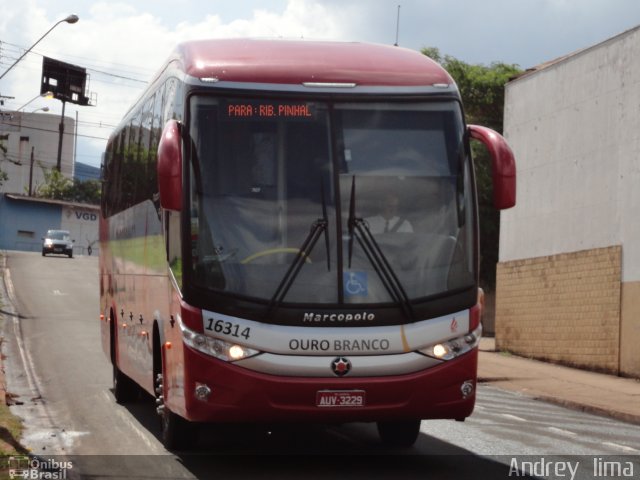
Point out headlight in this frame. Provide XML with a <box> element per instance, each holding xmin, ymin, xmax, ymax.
<box><xmin>44</xmin><ymin>239</ymin><xmax>53</xmax><ymax>246</ymax></box>
<box><xmin>419</xmin><ymin>324</ymin><xmax>482</xmax><ymax>361</ymax></box>
<box><xmin>181</xmin><ymin>323</ymin><xmax>260</xmax><ymax>362</ymax></box>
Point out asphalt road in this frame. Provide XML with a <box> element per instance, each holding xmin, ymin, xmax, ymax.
<box><xmin>1</xmin><ymin>250</ymin><xmax>638</xmax><ymax>480</ymax></box>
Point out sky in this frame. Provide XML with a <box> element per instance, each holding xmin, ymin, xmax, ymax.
<box><xmin>1</xmin><ymin>0</ymin><xmax>639</xmax><ymax>168</ymax></box>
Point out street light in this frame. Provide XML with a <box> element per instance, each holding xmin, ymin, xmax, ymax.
<box><xmin>0</xmin><ymin>14</ymin><xmax>79</xmax><ymax>80</ymax></box>
<box><xmin>16</xmin><ymin>91</ymin><xmax>54</xmax><ymax>111</ymax></box>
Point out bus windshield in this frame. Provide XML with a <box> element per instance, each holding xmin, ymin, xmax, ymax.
<box><xmin>188</xmin><ymin>96</ymin><xmax>474</xmax><ymax>307</ymax></box>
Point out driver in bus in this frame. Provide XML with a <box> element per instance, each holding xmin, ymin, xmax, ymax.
<box><xmin>365</xmin><ymin>193</ymin><xmax>413</xmax><ymax>234</ymax></box>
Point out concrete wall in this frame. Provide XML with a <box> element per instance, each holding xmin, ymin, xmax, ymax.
<box><xmin>0</xmin><ymin>111</ymin><xmax>75</xmax><ymax>195</ymax></box>
<box><xmin>499</xmin><ymin>26</ymin><xmax>640</xmax><ymax>377</ymax></box>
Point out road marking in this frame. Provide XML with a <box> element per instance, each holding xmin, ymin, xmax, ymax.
<box><xmin>4</xmin><ymin>267</ymin><xmax>70</xmax><ymax>454</ymax></box>
<box><xmin>500</xmin><ymin>413</ymin><xmax>528</xmax><ymax>422</ymax></box>
<box><xmin>547</xmin><ymin>426</ymin><xmax>577</xmax><ymax>437</ymax></box>
<box><xmin>603</xmin><ymin>441</ymin><xmax>640</xmax><ymax>453</ymax></box>
<box><xmin>53</xmin><ymin>289</ymin><xmax>67</xmax><ymax>296</ymax></box>
<box><xmin>5</xmin><ymin>269</ymin><xmax>39</xmax><ymax>394</ymax></box>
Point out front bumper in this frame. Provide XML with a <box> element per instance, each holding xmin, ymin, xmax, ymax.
<box><xmin>174</xmin><ymin>346</ymin><xmax>477</xmax><ymax>424</ymax></box>
<box><xmin>43</xmin><ymin>244</ymin><xmax>72</xmax><ymax>255</ymax></box>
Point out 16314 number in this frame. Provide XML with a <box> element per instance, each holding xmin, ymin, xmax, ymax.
<box><xmin>206</xmin><ymin>318</ymin><xmax>251</xmax><ymax>340</ymax></box>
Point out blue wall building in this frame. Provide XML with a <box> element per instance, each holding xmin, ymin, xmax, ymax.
<box><xmin>0</xmin><ymin>194</ymin><xmax>100</xmax><ymax>255</ymax></box>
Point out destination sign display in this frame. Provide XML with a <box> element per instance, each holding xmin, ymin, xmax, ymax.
<box><xmin>224</xmin><ymin>101</ymin><xmax>316</xmax><ymax>119</ymax></box>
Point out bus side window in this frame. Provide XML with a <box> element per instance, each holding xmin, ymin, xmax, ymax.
<box><xmin>138</xmin><ymin>93</ymin><xmax>155</xmax><ymax>203</ymax></box>
<box><xmin>163</xmin><ymin>78</ymin><xmax>183</xmax><ymax>125</ymax></box>
<box><xmin>122</xmin><ymin>112</ymin><xmax>141</xmax><ymax>210</ymax></box>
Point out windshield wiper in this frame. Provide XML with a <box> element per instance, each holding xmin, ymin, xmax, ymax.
<box><xmin>265</xmin><ymin>182</ymin><xmax>331</xmax><ymax>317</ymax></box>
<box><xmin>347</xmin><ymin>176</ymin><xmax>414</xmax><ymax>320</ymax></box>
<box><xmin>347</xmin><ymin>176</ymin><xmax>357</xmax><ymax>268</ymax></box>
<box><xmin>321</xmin><ymin>178</ymin><xmax>331</xmax><ymax>271</ymax></box>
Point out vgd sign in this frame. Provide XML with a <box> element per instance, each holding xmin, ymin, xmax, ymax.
<box><xmin>75</xmin><ymin>210</ymin><xmax>98</xmax><ymax>221</ymax></box>
<box><xmin>65</xmin><ymin>208</ymin><xmax>98</xmax><ymax>222</ymax></box>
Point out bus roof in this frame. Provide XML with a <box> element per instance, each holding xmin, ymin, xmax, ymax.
<box><xmin>171</xmin><ymin>39</ymin><xmax>453</xmax><ymax>87</ymax></box>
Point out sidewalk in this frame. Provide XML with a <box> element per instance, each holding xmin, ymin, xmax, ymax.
<box><xmin>478</xmin><ymin>337</ymin><xmax>640</xmax><ymax>425</ymax></box>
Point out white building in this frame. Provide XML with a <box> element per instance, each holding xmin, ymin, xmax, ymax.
<box><xmin>497</xmin><ymin>26</ymin><xmax>640</xmax><ymax>377</ymax></box>
<box><xmin>0</xmin><ymin>110</ymin><xmax>75</xmax><ymax>194</ymax></box>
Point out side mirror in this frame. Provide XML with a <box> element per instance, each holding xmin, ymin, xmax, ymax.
<box><xmin>468</xmin><ymin>125</ymin><xmax>516</xmax><ymax>210</ymax></box>
<box><xmin>158</xmin><ymin>120</ymin><xmax>183</xmax><ymax>211</ymax></box>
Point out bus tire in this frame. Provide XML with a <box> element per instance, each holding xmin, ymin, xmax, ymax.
<box><xmin>376</xmin><ymin>419</ymin><xmax>421</xmax><ymax>447</ymax></box>
<box><xmin>155</xmin><ymin>372</ymin><xmax>197</xmax><ymax>451</ymax></box>
<box><xmin>113</xmin><ymin>364</ymin><xmax>139</xmax><ymax>404</ymax></box>
<box><xmin>161</xmin><ymin>407</ymin><xmax>197</xmax><ymax>451</ymax></box>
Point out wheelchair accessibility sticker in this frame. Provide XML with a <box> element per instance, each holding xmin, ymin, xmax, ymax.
<box><xmin>344</xmin><ymin>271</ymin><xmax>368</xmax><ymax>297</ymax></box>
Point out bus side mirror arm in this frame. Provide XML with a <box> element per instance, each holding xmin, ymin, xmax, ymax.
<box><xmin>158</xmin><ymin>120</ymin><xmax>183</xmax><ymax>211</ymax></box>
<box><xmin>468</xmin><ymin>124</ymin><xmax>516</xmax><ymax>210</ymax></box>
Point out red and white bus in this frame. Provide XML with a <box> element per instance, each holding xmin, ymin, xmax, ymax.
<box><xmin>99</xmin><ymin>39</ymin><xmax>515</xmax><ymax>449</ymax></box>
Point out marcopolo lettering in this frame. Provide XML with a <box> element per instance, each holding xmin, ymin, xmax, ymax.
<box><xmin>302</xmin><ymin>312</ymin><xmax>375</xmax><ymax>323</ymax></box>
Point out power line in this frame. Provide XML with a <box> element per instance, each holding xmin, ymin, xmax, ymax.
<box><xmin>12</xmin><ymin>52</ymin><xmax>152</xmax><ymax>84</ymax></box>
<box><xmin>0</xmin><ymin>39</ymin><xmax>153</xmax><ymax>82</ymax></box>
<box><xmin>0</xmin><ymin>119</ymin><xmax>109</xmax><ymax>140</ymax></box>
<box><xmin>0</xmin><ymin>56</ymin><xmax>148</xmax><ymax>87</ymax></box>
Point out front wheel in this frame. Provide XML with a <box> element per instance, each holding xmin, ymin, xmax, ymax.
<box><xmin>377</xmin><ymin>419</ymin><xmax>421</xmax><ymax>447</ymax></box>
<box><xmin>161</xmin><ymin>407</ymin><xmax>197</xmax><ymax>451</ymax></box>
<box><xmin>155</xmin><ymin>372</ymin><xmax>198</xmax><ymax>450</ymax></box>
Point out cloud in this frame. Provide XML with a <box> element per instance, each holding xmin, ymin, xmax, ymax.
<box><xmin>2</xmin><ymin>0</ymin><xmax>640</xmax><ymax>167</ymax></box>
<box><xmin>1</xmin><ymin>0</ymin><xmax>348</xmax><ymax>165</ymax></box>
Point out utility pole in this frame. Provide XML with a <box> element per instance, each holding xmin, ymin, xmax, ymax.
<box><xmin>29</xmin><ymin>146</ymin><xmax>35</xmax><ymax>196</ymax></box>
<box><xmin>56</xmin><ymin>100</ymin><xmax>66</xmax><ymax>171</ymax></box>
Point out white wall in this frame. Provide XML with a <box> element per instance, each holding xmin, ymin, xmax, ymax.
<box><xmin>61</xmin><ymin>205</ymin><xmax>100</xmax><ymax>254</ymax></box>
<box><xmin>0</xmin><ymin>111</ymin><xmax>75</xmax><ymax>194</ymax></box>
<box><xmin>501</xmin><ymin>26</ymin><xmax>640</xmax><ymax>282</ymax></box>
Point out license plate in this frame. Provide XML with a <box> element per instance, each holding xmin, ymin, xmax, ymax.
<box><xmin>316</xmin><ymin>390</ymin><xmax>365</xmax><ymax>408</ymax></box>
<box><xmin>54</xmin><ymin>248</ymin><xmax>63</xmax><ymax>252</ymax></box>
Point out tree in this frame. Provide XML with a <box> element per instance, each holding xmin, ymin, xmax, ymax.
<box><xmin>422</xmin><ymin>47</ymin><xmax>521</xmax><ymax>289</ymax></box>
<box><xmin>66</xmin><ymin>178</ymin><xmax>101</xmax><ymax>204</ymax></box>
<box><xmin>0</xmin><ymin>137</ymin><xmax>8</xmax><ymax>187</ymax></box>
<box><xmin>36</xmin><ymin>167</ymin><xmax>72</xmax><ymax>200</ymax></box>
<box><xmin>35</xmin><ymin>165</ymin><xmax>101</xmax><ymax>205</ymax></box>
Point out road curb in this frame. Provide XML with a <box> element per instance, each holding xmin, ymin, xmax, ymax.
<box><xmin>531</xmin><ymin>393</ymin><xmax>640</xmax><ymax>427</ymax></box>
<box><xmin>478</xmin><ymin>346</ymin><xmax>640</xmax><ymax>428</ymax></box>
<box><xmin>0</xmin><ymin>254</ymin><xmax>8</xmax><ymax>406</ymax></box>
<box><xmin>479</xmin><ymin>374</ymin><xmax>640</xmax><ymax>426</ymax></box>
